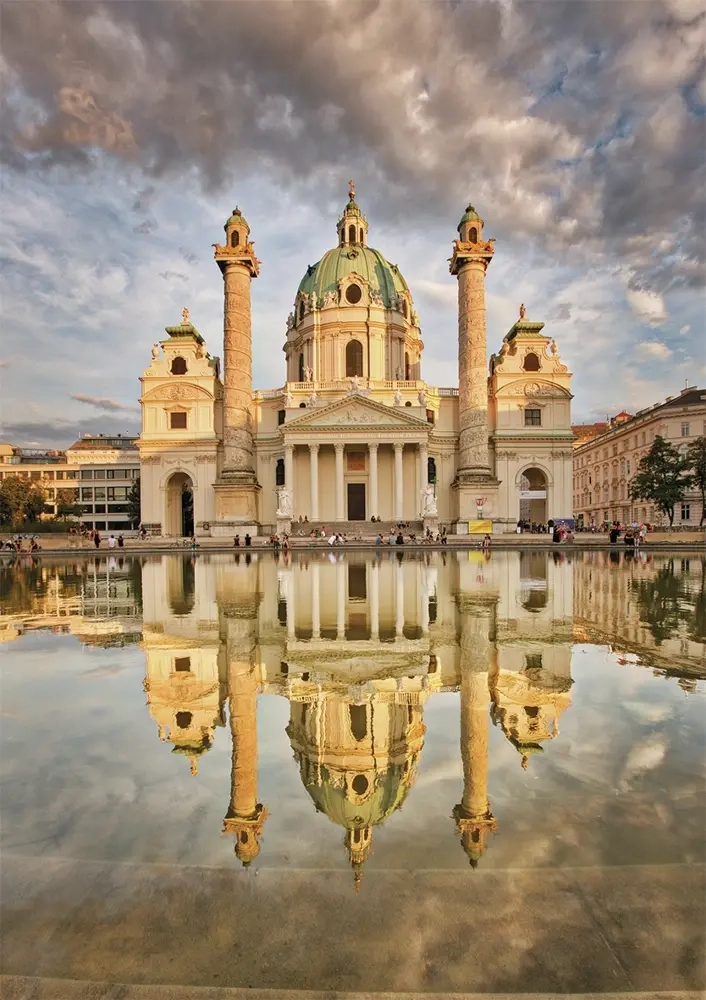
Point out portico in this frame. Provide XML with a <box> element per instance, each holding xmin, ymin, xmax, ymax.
<box><xmin>277</xmin><ymin>395</ymin><xmax>434</xmax><ymax>523</ymax></box>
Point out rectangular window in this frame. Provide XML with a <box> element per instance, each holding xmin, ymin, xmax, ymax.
<box><xmin>106</xmin><ymin>469</ymin><xmax>116</xmax><ymax>479</ymax></box>
<box><xmin>278</xmin><ymin>409</ymin><xmax>285</xmax><ymax>426</ymax></box>
<box><xmin>426</xmin><ymin>408</ymin><xmax>435</xmax><ymax>424</ymax></box>
<box><xmin>81</xmin><ymin>488</ymin><xmax>93</xmax><ymax>501</ymax></box>
<box><xmin>92</xmin><ymin>469</ymin><xmax>106</xmax><ymax>480</ymax></box>
<box><xmin>174</xmin><ymin>656</ymin><xmax>191</xmax><ymax>673</ymax></box>
<box><xmin>66</xmin><ymin>471</ymin><xmax>78</xmax><ymax>479</ymax></box>
<box><xmin>642</xmin><ymin>432</ymin><xmax>646</xmax><ymax>445</ymax></box>
<box><xmin>681</xmin><ymin>422</ymin><xmax>690</xmax><ymax>437</ymax></box>
<box><xmin>94</xmin><ymin>521</ymin><xmax>106</xmax><ymax>531</ymax></box>
<box><xmin>56</xmin><ymin>471</ymin><xmax>64</xmax><ymax>480</ymax></box>
<box><xmin>612</xmin><ymin>444</ymin><xmax>618</xmax><ymax>456</ymax></box>
<box><xmin>30</xmin><ymin>471</ymin><xmax>40</xmax><ymax>480</ymax></box>
<box><xmin>681</xmin><ymin>503</ymin><xmax>691</xmax><ymax>521</ymax></box>
<box><xmin>80</xmin><ymin>470</ymin><xmax>93</xmax><ymax>480</ymax></box>
<box><xmin>108</xmin><ymin>504</ymin><xmax>129</xmax><ymax>513</ymax></box>
<box><xmin>131</xmin><ymin>469</ymin><xmax>139</xmax><ymax>478</ymax></box>
<box><xmin>107</xmin><ymin>487</ymin><xmax>128</xmax><ymax>500</ymax></box>
<box><xmin>524</xmin><ymin>408</ymin><xmax>541</xmax><ymax>426</ymax></box>
<box><xmin>94</xmin><ymin>488</ymin><xmax>106</xmax><ymax>500</ymax></box>
<box><xmin>42</xmin><ymin>471</ymin><xmax>55</xmax><ymax>480</ymax></box>
<box><xmin>170</xmin><ymin>411</ymin><xmax>187</xmax><ymax>429</ymax></box>
<box><xmin>627</xmin><ymin>460</ymin><xmax>630</xmax><ymax>474</ymax></box>
<box><xmin>94</xmin><ymin>504</ymin><xmax>106</xmax><ymax>513</ymax></box>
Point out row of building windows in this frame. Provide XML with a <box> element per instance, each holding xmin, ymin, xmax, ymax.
<box><xmin>80</xmin><ymin>487</ymin><xmax>130</xmax><ymax>501</ymax></box>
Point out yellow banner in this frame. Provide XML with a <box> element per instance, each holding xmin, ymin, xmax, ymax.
<box><xmin>468</xmin><ymin>520</ymin><xmax>492</xmax><ymax>534</ymax></box>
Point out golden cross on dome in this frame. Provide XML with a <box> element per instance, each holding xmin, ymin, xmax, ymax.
<box><xmin>182</xmin><ymin>306</ymin><xmax>190</xmax><ymax>324</ymax></box>
<box><xmin>348</xmin><ymin>178</ymin><xmax>356</xmax><ymax>200</ymax></box>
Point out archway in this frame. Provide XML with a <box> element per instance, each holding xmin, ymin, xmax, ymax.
<box><xmin>166</xmin><ymin>472</ymin><xmax>195</xmax><ymax>536</ymax></box>
<box><xmin>519</xmin><ymin>467</ymin><xmax>547</xmax><ymax>527</ymax></box>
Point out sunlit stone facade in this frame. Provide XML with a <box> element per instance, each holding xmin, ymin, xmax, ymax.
<box><xmin>138</xmin><ymin>185</ymin><xmax>573</xmax><ymax>536</ymax></box>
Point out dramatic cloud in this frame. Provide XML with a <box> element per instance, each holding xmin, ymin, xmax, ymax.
<box><xmin>2</xmin><ymin>0</ymin><xmax>704</xmax><ymax>287</ymax></box>
<box><xmin>70</xmin><ymin>393</ymin><xmax>138</xmax><ymax>412</ymax></box>
<box><xmin>1</xmin><ymin>0</ymin><xmax>704</xmax><ymax>447</ymax></box>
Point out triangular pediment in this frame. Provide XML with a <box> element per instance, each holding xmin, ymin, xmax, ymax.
<box><xmin>285</xmin><ymin>394</ymin><xmax>430</xmax><ymax>430</ymax></box>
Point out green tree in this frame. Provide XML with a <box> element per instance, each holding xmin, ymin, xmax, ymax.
<box><xmin>55</xmin><ymin>487</ymin><xmax>83</xmax><ymax>522</ymax></box>
<box><xmin>127</xmin><ymin>477</ymin><xmax>141</xmax><ymax>528</ymax></box>
<box><xmin>628</xmin><ymin>436</ymin><xmax>692</xmax><ymax>526</ymax></box>
<box><xmin>686</xmin><ymin>436</ymin><xmax>706</xmax><ymax>527</ymax></box>
<box><xmin>0</xmin><ymin>477</ymin><xmax>49</xmax><ymax>527</ymax></box>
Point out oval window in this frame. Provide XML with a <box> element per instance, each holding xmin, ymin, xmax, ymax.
<box><xmin>345</xmin><ymin>284</ymin><xmax>362</xmax><ymax>304</ymax></box>
<box><xmin>351</xmin><ymin>774</ymin><xmax>369</xmax><ymax>796</ymax></box>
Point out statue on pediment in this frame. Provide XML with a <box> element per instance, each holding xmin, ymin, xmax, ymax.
<box><xmin>151</xmin><ymin>343</ymin><xmax>160</xmax><ymax>360</ymax></box>
<box><xmin>418</xmin><ymin>389</ymin><xmax>427</xmax><ymax>406</ymax></box>
<box><xmin>309</xmin><ymin>390</ymin><xmax>318</xmax><ymax>406</ymax></box>
<box><xmin>393</xmin><ymin>388</ymin><xmax>402</xmax><ymax>406</ymax></box>
<box><xmin>349</xmin><ymin>375</ymin><xmax>360</xmax><ymax>394</ymax></box>
<box><xmin>304</xmin><ymin>365</ymin><xmax>313</xmax><ymax>382</ymax></box>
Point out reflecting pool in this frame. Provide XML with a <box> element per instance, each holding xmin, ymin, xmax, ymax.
<box><xmin>1</xmin><ymin>550</ymin><xmax>705</xmax><ymax>996</ymax></box>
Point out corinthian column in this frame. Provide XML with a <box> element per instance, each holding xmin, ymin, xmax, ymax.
<box><xmin>454</xmin><ymin>258</ymin><xmax>492</xmax><ymax>476</ymax></box>
<box><xmin>453</xmin><ymin>600</ymin><xmax>497</xmax><ymax>867</ymax></box>
<box><xmin>223</xmin><ymin>622</ymin><xmax>267</xmax><ymax>866</ymax></box>
<box><xmin>212</xmin><ymin>208</ymin><xmax>261</xmax><ymax>532</ymax></box>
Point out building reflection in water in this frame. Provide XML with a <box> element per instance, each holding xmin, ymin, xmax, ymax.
<box><xmin>2</xmin><ymin>549</ymin><xmax>702</xmax><ymax>889</ymax></box>
<box><xmin>137</xmin><ymin>550</ymin><xmax>580</xmax><ymax>886</ymax></box>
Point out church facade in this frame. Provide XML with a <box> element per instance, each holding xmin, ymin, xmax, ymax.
<box><xmin>138</xmin><ymin>185</ymin><xmax>573</xmax><ymax>536</ymax></box>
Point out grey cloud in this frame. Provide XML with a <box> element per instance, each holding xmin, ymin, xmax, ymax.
<box><xmin>70</xmin><ymin>392</ymin><xmax>137</xmax><ymax>412</ymax></box>
<box><xmin>2</xmin><ymin>416</ymin><xmax>140</xmax><ymax>448</ymax></box>
<box><xmin>1</xmin><ymin>0</ymin><xmax>704</xmax><ymax>295</ymax></box>
<box><xmin>133</xmin><ymin>219</ymin><xmax>156</xmax><ymax>235</ymax></box>
<box><xmin>158</xmin><ymin>270</ymin><xmax>189</xmax><ymax>283</ymax></box>
<box><xmin>179</xmin><ymin>247</ymin><xmax>199</xmax><ymax>265</ymax></box>
<box><xmin>548</xmin><ymin>302</ymin><xmax>572</xmax><ymax>321</ymax></box>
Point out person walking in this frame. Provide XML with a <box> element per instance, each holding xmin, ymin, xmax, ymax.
<box><xmin>94</xmin><ymin>532</ymin><xmax>101</xmax><ymax>549</ymax></box>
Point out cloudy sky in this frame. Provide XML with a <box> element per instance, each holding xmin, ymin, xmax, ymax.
<box><xmin>1</xmin><ymin>0</ymin><xmax>704</xmax><ymax>448</ymax></box>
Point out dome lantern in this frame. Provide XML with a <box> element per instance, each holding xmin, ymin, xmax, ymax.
<box><xmin>458</xmin><ymin>203</ymin><xmax>483</xmax><ymax>243</ymax></box>
<box><xmin>224</xmin><ymin>206</ymin><xmax>250</xmax><ymax>250</ymax></box>
<box><xmin>336</xmin><ymin>179</ymin><xmax>369</xmax><ymax>247</ymax></box>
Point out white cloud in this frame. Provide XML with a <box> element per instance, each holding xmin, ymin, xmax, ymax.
<box><xmin>639</xmin><ymin>341</ymin><xmax>672</xmax><ymax>359</ymax></box>
<box><xmin>625</xmin><ymin>286</ymin><xmax>668</xmax><ymax>326</ymax></box>
<box><xmin>680</xmin><ymin>324</ymin><xmax>691</xmax><ymax>334</ymax></box>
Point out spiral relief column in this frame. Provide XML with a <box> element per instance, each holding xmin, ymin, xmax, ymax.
<box><xmin>449</xmin><ymin>205</ymin><xmax>500</xmax><ymax>529</ymax></box>
<box><xmin>213</xmin><ymin>207</ymin><xmax>261</xmax><ymax>532</ymax></box>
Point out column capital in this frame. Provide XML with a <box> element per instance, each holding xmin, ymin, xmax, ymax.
<box><xmin>368</xmin><ymin>442</ymin><xmax>379</xmax><ymax>454</ymax></box>
<box><xmin>334</xmin><ymin>442</ymin><xmax>345</xmax><ymax>455</ymax></box>
<box><xmin>393</xmin><ymin>441</ymin><xmax>404</xmax><ymax>454</ymax></box>
<box><xmin>309</xmin><ymin>442</ymin><xmax>320</xmax><ymax>455</ymax></box>
<box><xmin>284</xmin><ymin>443</ymin><xmax>294</xmax><ymax>455</ymax></box>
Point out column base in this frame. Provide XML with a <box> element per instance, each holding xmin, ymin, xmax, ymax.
<box><xmin>212</xmin><ymin>481</ymin><xmax>261</xmax><ymax>536</ymax></box>
<box><xmin>452</xmin><ymin>476</ymin><xmax>500</xmax><ymax>532</ymax></box>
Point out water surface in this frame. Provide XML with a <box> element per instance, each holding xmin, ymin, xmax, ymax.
<box><xmin>1</xmin><ymin>550</ymin><xmax>704</xmax><ymax>995</ymax></box>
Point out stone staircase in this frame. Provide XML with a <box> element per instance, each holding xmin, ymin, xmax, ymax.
<box><xmin>288</xmin><ymin>519</ymin><xmax>424</xmax><ymax>539</ymax></box>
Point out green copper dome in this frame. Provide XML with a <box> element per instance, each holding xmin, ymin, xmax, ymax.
<box><xmin>458</xmin><ymin>203</ymin><xmax>481</xmax><ymax>232</ymax></box>
<box><xmin>224</xmin><ymin>206</ymin><xmax>248</xmax><ymax>231</ymax></box>
<box><xmin>301</xmin><ymin>762</ymin><xmax>415</xmax><ymax>830</ymax></box>
<box><xmin>297</xmin><ymin>245</ymin><xmax>409</xmax><ymax>308</ymax></box>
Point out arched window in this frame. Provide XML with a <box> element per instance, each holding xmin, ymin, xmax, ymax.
<box><xmin>299</xmin><ymin>300</ymin><xmax>305</xmax><ymax>321</ymax></box>
<box><xmin>523</xmin><ymin>352</ymin><xmax>540</xmax><ymax>371</ymax></box>
<box><xmin>346</xmin><ymin>339</ymin><xmax>363</xmax><ymax>377</ymax></box>
<box><xmin>404</xmin><ymin>352</ymin><xmax>410</xmax><ymax>380</ymax></box>
<box><xmin>176</xmin><ymin>711</ymin><xmax>192</xmax><ymax>729</ymax></box>
<box><xmin>170</xmin><ymin>356</ymin><xmax>187</xmax><ymax>375</ymax></box>
<box><xmin>469</xmin><ymin>226</ymin><xmax>478</xmax><ymax>243</ymax></box>
<box><xmin>298</xmin><ymin>353</ymin><xmax>305</xmax><ymax>382</ymax></box>
<box><xmin>349</xmin><ymin>704</ymin><xmax>367</xmax><ymax>742</ymax></box>
<box><xmin>275</xmin><ymin>458</ymin><xmax>285</xmax><ymax>486</ymax></box>
<box><xmin>230</xmin><ymin>230</ymin><xmax>240</xmax><ymax>247</ymax></box>
<box><xmin>348</xmin><ymin>224</ymin><xmax>356</xmax><ymax>243</ymax></box>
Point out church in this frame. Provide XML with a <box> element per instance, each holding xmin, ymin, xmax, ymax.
<box><xmin>137</xmin><ymin>183</ymin><xmax>573</xmax><ymax>536</ymax></box>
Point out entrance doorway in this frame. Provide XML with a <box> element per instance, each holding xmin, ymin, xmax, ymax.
<box><xmin>166</xmin><ymin>472</ymin><xmax>195</xmax><ymax>536</ymax></box>
<box><xmin>347</xmin><ymin>483</ymin><xmax>366</xmax><ymax>520</ymax></box>
<box><xmin>519</xmin><ymin>467</ymin><xmax>547</xmax><ymax>526</ymax></box>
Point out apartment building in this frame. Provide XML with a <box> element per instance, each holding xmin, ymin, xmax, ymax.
<box><xmin>0</xmin><ymin>433</ymin><xmax>139</xmax><ymax>533</ymax></box>
<box><xmin>573</xmin><ymin>386</ymin><xmax>706</xmax><ymax>527</ymax></box>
